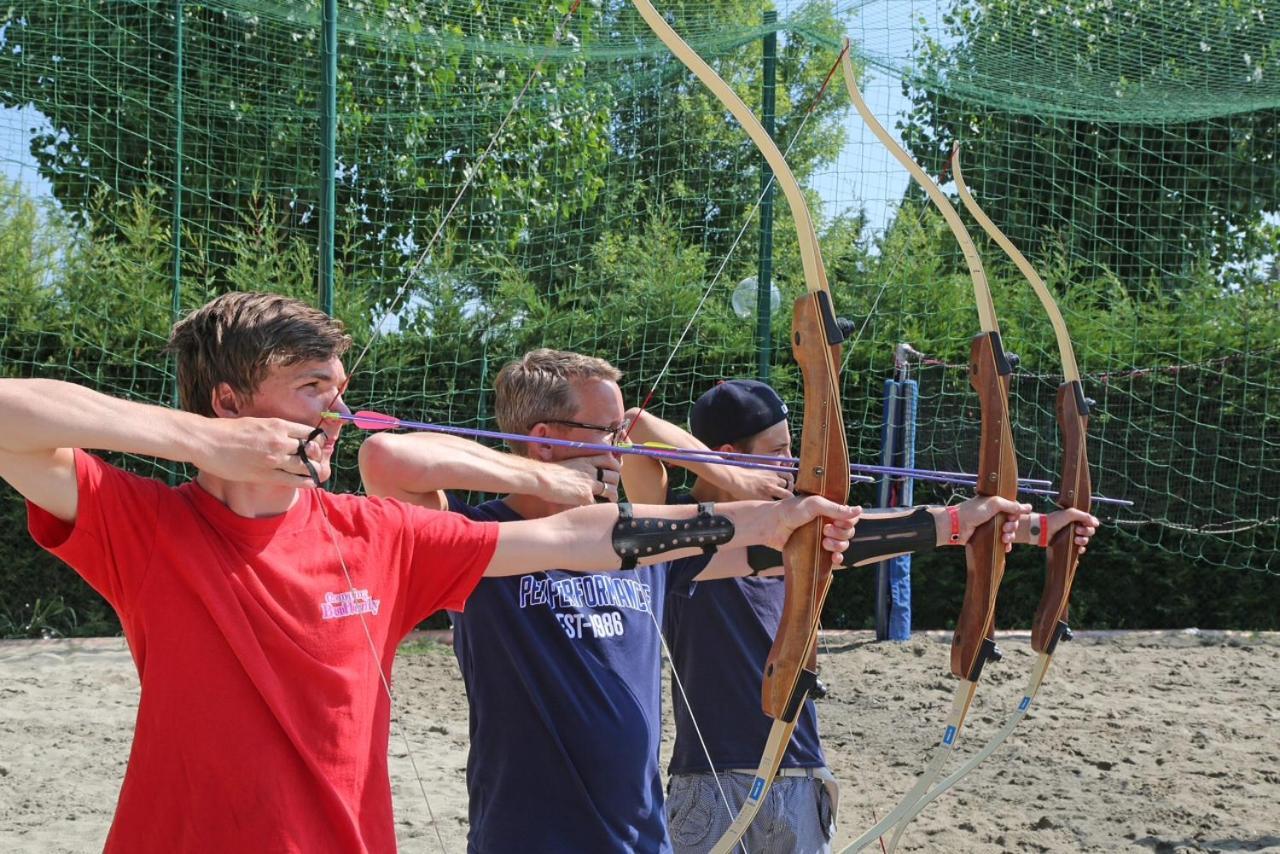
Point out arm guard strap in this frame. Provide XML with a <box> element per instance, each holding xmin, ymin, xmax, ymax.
<box><xmin>613</xmin><ymin>502</ymin><xmax>735</xmax><ymax>570</ymax></box>
<box><xmin>845</xmin><ymin>506</ymin><xmax>937</xmax><ymax>567</ymax></box>
<box><xmin>746</xmin><ymin>545</ymin><xmax>783</xmax><ymax>575</ymax></box>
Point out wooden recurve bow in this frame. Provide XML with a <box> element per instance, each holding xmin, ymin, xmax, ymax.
<box><xmin>837</xmin><ymin>42</ymin><xmax>1019</xmax><ymax>854</ymax></box>
<box><xmin>628</xmin><ymin>5</ymin><xmax>849</xmax><ymax>851</ymax></box>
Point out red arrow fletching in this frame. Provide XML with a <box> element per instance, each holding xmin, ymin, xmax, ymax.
<box><xmin>350</xmin><ymin>410</ymin><xmax>402</xmax><ymax>431</ymax></box>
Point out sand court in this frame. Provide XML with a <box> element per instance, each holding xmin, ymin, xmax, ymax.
<box><xmin>2</xmin><ymin>630</ymin><xmax>1277</xmax><ymax>852</ymax></box>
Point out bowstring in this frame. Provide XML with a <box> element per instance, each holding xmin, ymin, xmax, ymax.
<box><xmin>628</xmin><ymin>40</ymin><xmax>851</xmax><ymax>854</ymax></box>
<box><xmin>622</xmin><ymin>44</ymin><xmax>849</xmax><ymax>440</ymax></box>
<box><xmin>306</xmin><ymin>4</ymin><xmax>586</xmax><ymax>850</ymax></box>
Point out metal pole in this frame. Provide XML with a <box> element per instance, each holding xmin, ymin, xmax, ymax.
<box><xmin>169</xmin><ymin>0</ymin><xmax>184</xmax><ymax>367</ymax></box>
<box><xmin>167</xmin><ymin>0</ymin><xmax>185</xmax><ymax>485</ymax></box>
<box><xmin>886</xmin><ymin>377</ymin><xmax>918</xmax><ymax>641</ymax></box>
<box><xmin>319</xmin><ymin>0</ymin><xmax>337</xmax><ymax>315</ymax></box>
<box><xmin>874</xmin><ymin>347</ymin><xmax>919</xmax><ymax>640</ymax></box>
<box><xmin>755</xmin><ymin>11</ymin><xmax>777</xmax><ymax>381</ymax></box>
<box><xmin>874</xmin><ymin>378</ymin><xmax>902</xmax><ymax>639</ymax></box>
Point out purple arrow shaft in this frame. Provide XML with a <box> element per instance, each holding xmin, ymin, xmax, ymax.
<box><xmin>326</xmin><ymin>411</ymin><xmax>862</xmax><ymax>478</ymax></box>
<box><xmin>330</xmin><ymin>411</ymin><xmax>1128</xmax><ymax>504</ymax></box>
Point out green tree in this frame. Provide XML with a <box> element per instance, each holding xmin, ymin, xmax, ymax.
<box><xmin>899</xmin><ymin>0</ymin><xmax>1280</xmax><ymax>294</ymax></box>
<box><xmin>0</xmin><ymin>1</ymin><xmax>849</xmax><ymax>317</ymax></box>
<box><xmin>0</xmin><ymin>1</ymin><xmax>612</xmax><ymax>304</ymax></box>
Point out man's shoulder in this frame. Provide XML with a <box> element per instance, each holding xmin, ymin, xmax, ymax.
<box><xmin>78</xmin><ymin>450</ymin><xmax>176</xmax><ymax>504</ymax></box>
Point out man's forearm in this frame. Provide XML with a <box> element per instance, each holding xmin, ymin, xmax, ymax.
<box><xmin>488</xmin><ymin>499</ymin><xmax>780</xmax><ymax>577</ymax></box>
<box><xmin>360</xmin><ymin>432</ymin><xmax>555</xmax><ymax>498</ymax></box>
<box><xmin>0</xmin><ymin>379</ymin><xmax>205</xmax><ymax>462</ymax></box>
<box><xmin>623</xmin><ymin>410</ymin><xmax>725</xmax><ymax>485</ymax></box>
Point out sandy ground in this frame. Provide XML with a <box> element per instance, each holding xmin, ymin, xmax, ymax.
<box><xmin>1</xmin><ymin>630</ymin><xmax>1277</xmax><ymax>852</ymax></box>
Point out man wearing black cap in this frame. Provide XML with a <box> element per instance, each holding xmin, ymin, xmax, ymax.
<box><xmin>622</xmin><ymin>379</ymin><xmax>1099</xmax><ymax>854</ymax></box>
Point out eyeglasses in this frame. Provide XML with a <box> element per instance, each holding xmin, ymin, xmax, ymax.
<box><xmin>540</xmin><ymin>419</ymin><xmax>626</xmax><ymax>446</ymax></box>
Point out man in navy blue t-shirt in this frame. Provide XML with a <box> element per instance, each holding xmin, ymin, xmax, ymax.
<box><xmin>622</xmin><ymin>379</ymin><xmax>1100</xmax><ymax>853</ymax></box>
<box><xmin>360</xmin><ymin>350</ymin><xmax>870</xmax><ymax>852</ymax></box>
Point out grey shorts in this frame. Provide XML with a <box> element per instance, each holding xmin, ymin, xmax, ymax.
<box><xmin>666</xmin><ymin>770</ymin><xmax>836</xmax><ymax>853</ymax></box>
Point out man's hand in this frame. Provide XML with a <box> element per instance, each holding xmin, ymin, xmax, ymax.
<box><xmin>953</xmin><ymin>495</ymin><xmax>1033</xmax><ymax>552</ymax></box>
<box><xmin>195</xmin><ymin>417</ymin><xmax>332</xmax><ymax>487</ymax></box>
<box><xmin>539</xmin><ymin>454</ymin><xmax>622</xmax><ymax>506</ymax></box>
<box><xmin>1042</xmin><ymin>507</ymin><xmax>1100</xmax><ymax>552</ymax></box>
<box><xmin>760</xmin><ymin>496</ymin><xmax>861</xmax><ymax>564</ymax></box>
<box><xmin>707</xmin><ymin>464</ymin><xmax>794</xmax><ymax>502</ymax></box>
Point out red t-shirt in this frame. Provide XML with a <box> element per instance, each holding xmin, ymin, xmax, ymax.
<box><xmin>26</xmin><ymin>450</ymin><xmax>498</xmax><ymax>853</ymax></box>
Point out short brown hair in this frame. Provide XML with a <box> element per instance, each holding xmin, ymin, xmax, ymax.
<box><xmin>166</xmin><ymin>292</ymin><xmax>352</xmax><ymax>416</ymax></box>
<box><xmin>494</xmin><ymin>349</ymin><xmax>622</xmax><ymax>455</ymax></box>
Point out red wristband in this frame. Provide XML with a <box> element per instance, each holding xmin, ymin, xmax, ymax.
<box><xmin>947</xmin><ymin>505</ymin><xmax>962</xmax><ymax>545</ymax></box>
<box><xmin>1039</xmin><ymin>513</ymin><xmax>1050</xmax><ymax>547</ymax></box>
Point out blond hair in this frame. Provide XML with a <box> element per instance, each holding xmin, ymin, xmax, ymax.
<box><xmin>494</xmin><ymin>349</ymin><xmax>622</xmax><ymax>455</ymax></box>
<box><xmin>166</xmin><ymin>292</ymin><xmax>352</xmax><ymax>417</ymax></box>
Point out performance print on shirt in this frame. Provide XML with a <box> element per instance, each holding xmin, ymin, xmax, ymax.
<box><xmin>519</xmin><ymin>567</ymin><xmax>650</xmax><ymax>642</ymax></box>
<box><xmin>26</xmin><ymin>450</ymin><xmax>498</xmax><ymax>854</ymax></box>
<box><xmin>664</xmin><ymin>492</ymin><xmax>827</xmax><ymax>776</ymax></box>
<box><xmin>447</xmin><ymin>495</ymin><xmax>709</xmax><ymax>854</ymax></box>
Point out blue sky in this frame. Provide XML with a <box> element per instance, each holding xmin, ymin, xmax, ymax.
<box><xmin>814</xmin><ymin>0</ymin><xmax>944</xmax><ymax>234</ymax></box>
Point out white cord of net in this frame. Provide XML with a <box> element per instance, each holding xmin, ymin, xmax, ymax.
<box><xmin>633</xmin><ymin>98</ymin><xmax>829</xmax><ymax>408</ymax></box>
<box><xmin>837</xmin><ymin>198</ymin><xmax>947</xmax><ymax>373</ymax></box>
<box><xmin>1121</xmin><ymin>515</ymin><xmax>1278</xmax><ymax>534</ymax></box>
<box><xmin>317</xmin><ymin>505</ymin><xmax>451</xmax><ymax>850</ymax></box>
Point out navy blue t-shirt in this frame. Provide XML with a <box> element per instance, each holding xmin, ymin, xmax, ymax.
<box><xmin>447</xmin><ymin>495</ymin><xmax>708</xmax><ymax>853</ymax></box>
<box><xmin>664</xmin><ymin>494</ymin><xmax>827</xmax><ymax>775</ymax></box>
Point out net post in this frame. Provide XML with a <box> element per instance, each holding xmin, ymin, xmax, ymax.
<box><xmin>319</xmin><ymin>0</ymin><xmax>337</xmax><ymax>316</ymax></box>
<box><xmin>875</xmin><ymin>345</ymin><xmax>917</xmax><ymax>641</ymax></box>
<box><xmin>755</xmin><ymin>10</ymin><xmax>778</xmax><ymax>381</ymax></box>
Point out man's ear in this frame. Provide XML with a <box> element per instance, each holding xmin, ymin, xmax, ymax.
<box><xmin>210</xmin><ymin>382</ymin><xmax>246</xmax><ymax>418</ymax></box>
<box><xmin>526</xmin><ymin>422</ymin><xmax>555</xmax><ymax>461</ymax></box>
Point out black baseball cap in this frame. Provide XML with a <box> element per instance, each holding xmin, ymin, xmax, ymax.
<box><xmin>689</xmin><ymin>379</ymin><xmax>789</xmax><ymax>448</ymax></box>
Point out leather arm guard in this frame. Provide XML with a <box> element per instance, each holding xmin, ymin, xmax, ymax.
<box><xmin>844</xmin><ymin>506</ymin><xmax>937</xmax><ymax>567</ymax></box>
<box><xmin>613</xmin><ymin>502</ymin><xmax>735</xmax><ymax>570</ymax></box>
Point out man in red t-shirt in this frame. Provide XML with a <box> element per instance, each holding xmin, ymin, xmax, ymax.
<box><xmin>0</xmin><ymin>292</ymin><xmax>859</xmax><ymax>853</ymax></box>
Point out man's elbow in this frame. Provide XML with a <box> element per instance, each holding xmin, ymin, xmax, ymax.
<box><xmin>357</xmin><ymin>433</ymin><xmax>403</xmax><ymax>496</ymax></box>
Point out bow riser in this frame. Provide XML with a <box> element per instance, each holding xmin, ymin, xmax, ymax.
<box><xmin>629</xmin><ymin>7</ymin><xmax>848</xmax><ymax>847</ymax></box>
<box><xmin>951</xmin><ymin>330</ymin><xmax>1019</xmax><ymax>682</ymax></box>
<box><xmin>763</xmin><ymin>291</ymin><xmax>850</xmax><ymax>718</ymax></box>
<box><xmin>1031</xmin><ymin>380</ymin><xmax>1092</xmax><ymax>653</ymax></box>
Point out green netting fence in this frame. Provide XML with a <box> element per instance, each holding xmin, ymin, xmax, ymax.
<box><xmin>0</xmin><ymin>0</ymin><xmax>1276</xmax><ymax>634</ymax></box>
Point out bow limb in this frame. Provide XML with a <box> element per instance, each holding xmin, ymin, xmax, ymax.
<box><xmin>840</xmin><ymin>50</ymin><xmax>1015</xmax><ymax>698</ymax></box>
<box><xmin>630</xmin><ymin>1</ymin><xmax>830</xmax><ymax>296</ymax></box>
<box><xmin>836</xmin><ymin>44</ymin><xmax>1018</xmax><ymax>854</ymax></box>
<box><xmin>629</xmin><ymin>5</ymin><xmax>849</xmax><ymax>851</ymax></box>
<box><xmin>838</xmin><ymin>44</ymin><xmax>997</xmax><ymax>332</ymax></box>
